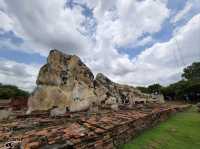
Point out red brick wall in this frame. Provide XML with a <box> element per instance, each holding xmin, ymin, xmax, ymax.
<box><xmin>9</xmin><ymin>97</ymin><xmax>28</xmax><ymax>110</ymax></box>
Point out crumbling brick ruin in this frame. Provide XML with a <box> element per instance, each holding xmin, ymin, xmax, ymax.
<box><xmin>0</xmin><ymin>49</ymin><xmax>189</xmax><ymax>149</ymax></box>
<box><xmin>27</xmin><ymin>49</ymin><xmax>163</xmax><ymax>114</ymax></box>
<box><xmin>0</xmin><ymin>97</ymin><xmax>28</xmax><ymax>111</ymax></box>
<box><xmin>0</xmin><ymin>104</ymin><xmax>190</xmax><ymax>148</ymax></box>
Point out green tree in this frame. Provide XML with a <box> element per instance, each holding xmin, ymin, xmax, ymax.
<box><xmin>182</xmin><ymin>62</ymin><xmax>200</xmax><ymax>81</ymax></box>
<box><xmin>161</xmin><ymin>61</ymin><xmax>200</xmax><ymax>102</ymax></box>
<box><xmin>138</xmin><ymin>62</ymin><xmax>200</xmax><ymax>102</ymax></box>
<box><xmin>148</xmin><ymin>84</ymin><xmax>162</xmax><ymax>94</ymax></box>
<box><xmin>136</xmin><ymin>86</ymin><xmax>150</xmax><ymax>94</ymax></box>
<box><xmin>137</xmin><ymin>84</ymin><xmax>163</xmax><ymax>94</ymax></box>
<box><xmin>0</xmin><ymin>83</ymin><xmax>29</xmax><ymax>99</ymax></box>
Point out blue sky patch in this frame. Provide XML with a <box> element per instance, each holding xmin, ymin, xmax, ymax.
<box><xmin>0</xmin><ymin>48</ymin><xmax>46</xmax><ymax>64</ymax></box>
<box><xmin>0</xmin><ymin>30</ymin><xmax>23</xmax><ymax>45</ymax></box>
<box><xmin>0</xmin><ymin>0</ymin><xmax>198</xmax><ymax>68</ymax></box>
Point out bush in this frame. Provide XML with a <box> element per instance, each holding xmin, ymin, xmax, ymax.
<box><xmin>0</xmin><ymin>83</ymin><xmax>29</xmax><ymax>99</ymax></box>
<box><xmin>137</xmin><ymin>62</ymin><xmax>200</xmax><ymax>103</ymax></box>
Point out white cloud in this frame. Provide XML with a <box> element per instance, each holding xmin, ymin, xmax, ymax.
<box><xmin>0</xmin><ymin>0</ymin><xmax>170</xmax><ymax>55</ymax></box>
<box><xmin>0</xmin><ymin>59</ymin><xmax>40</xmax><ymax>91</ymax></box>
<box><xmin>135</xmin><ymin>36</ymin><xmax>154</xmax><ymax>47</ymax></box>
<box><xmin>125</xmin><ymin>13</ymin><xmax>200</xmax><ymax>86</ymax></box>
<box><xmin>85</xmin><ymin>13</ymin><xmax>200</xmax><ymax>87</ymax></box>
<box><xmin>171</xmin><ymin>0</ymin><xmax>200</xmax><ymax>24</ymax></box>
<box><xmin>0</xmin><ymin>0</ymin><xmax>199</xmax><ymax>90</ymax></box>
<box><xmin>0</xmin><ymin>11</ymin><xmax>13</xmax><ymax>33</ymax></box>
<box><xmin>141</xmin><ymin>13</ymin><xmax>200</xmax><ymax>66</ymax></box>
<box><xmin>172</xmin><ymin>2</ymin><xmax>193</xmax><ymax>23</ymax></box>
<box><xmin>2</xmin><ymin>0</ymin><xmax>92</xmax><ymax>55</ymax></box>
<box><xmin>80</xmin><ymin>0</ymin><xmax>171</xmax><ymax>86</ymax></box>
<box><xmin>92</xmin><ymin>0</ymin><xmax>169</xmax><ymax>48</ymax></box>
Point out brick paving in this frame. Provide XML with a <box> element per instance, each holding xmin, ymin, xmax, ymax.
<box><xmin>0</xmin><ymin>104</ymin><xmax>190</xmax><ymax>149</ymax></box>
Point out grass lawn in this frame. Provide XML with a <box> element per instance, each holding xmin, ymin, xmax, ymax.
<box><xmin>121</xmin><ymin>106</ymin><xmax>200</xmax><ymax>149</ymax></box>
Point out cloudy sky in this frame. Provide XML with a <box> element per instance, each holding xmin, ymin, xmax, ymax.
<box><xmin>0</xmin><ymin>0</ymin><xmax>200</xmax><ymax>91</ymax></box>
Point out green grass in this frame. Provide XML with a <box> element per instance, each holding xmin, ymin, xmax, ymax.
<box><xmin>121</xmin><ymin>106</ymin><xmax>200</xmax><ymax>149</ymax></box>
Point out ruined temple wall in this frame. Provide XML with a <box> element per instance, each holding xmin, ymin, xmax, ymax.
<box><xmin>0</xmin><ymin>104</ymin><xmax>190</xmax><ymax>148</ymax></box>
<box><xmin>94</xmin><ymin>73</ymin><xmax>149</xmax><ymax>106</ymax></box>
<box><xmin>28</xmin><ymin>50</ymin><xmax>97</xmax><ymax>113</ymax></box>
<box><xmin>28</xmin><ymin>49</ymin><xmax>163</xmax><ymax>113</ymax></box>
<box><xmin>73</xmin><ymin>105</ymin><xmax>190</xmax><ymax>149</ymax></box>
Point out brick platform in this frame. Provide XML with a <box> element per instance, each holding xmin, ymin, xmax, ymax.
<box><xmin>0</xmin><ymin>104</ymin><xmax>190</xmax><ymax>149</ymax></box>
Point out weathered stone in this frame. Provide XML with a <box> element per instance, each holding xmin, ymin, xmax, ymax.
<box><xmin>110</xmin><ymin>104</ymin><xmax>118</xmax><ymax>111</ymax></box>
<box><xmin>69</xmin><ymin>99</ymin><xmax>91</xmax><ymax>112</ymax></box>
<box><xmin>28</xmin><ymin>50</ymin><xmax>97</xmax><ymax>113</ymax></box>
<box><xmin>50</xmin><ymin>107</ymin><xmax>66</xmax><ymax>117</ymax></box>
<box><xmin>94</xmin><ymin>73</ymin><xmax>120</xmax><ymax>105</ymax></box>
<box><xmin>0</xmin><ymin>109</ymin><xmax>12</xmax><ymax>120</ymax></box>
<box><xmin>94</xmin><ymin>73</ymin><xmax>149</xmax><ymax>106</ymax></box>
<box><xmin>37</xmin><ymin>50</ymin><xmax>94</xmax><ymax>87</ymax></box>
<box><xmin>27</xmin><ymin>49</ymin><xmax>162</xmax><ymax>113</ymax></box>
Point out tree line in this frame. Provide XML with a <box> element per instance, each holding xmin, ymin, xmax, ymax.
<box><xmin>137</xmin><ymin>62</ymin><xmax>200</xmax><ymax>103</ymax></box>
<box><xmin>0</xmin><ymin>62</ymin><xmax>199</xmax><ymax>102</ymax></box>
<box><xmin>0</xmin><ymin>83</ymin><xmax>29</xmax><ymax>99</ymax></box>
